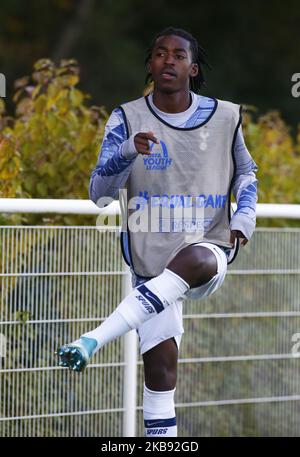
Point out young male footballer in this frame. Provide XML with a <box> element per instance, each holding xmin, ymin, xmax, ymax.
<box><xmin>57</xmin><ymin>27</ymin><xmax>258</xmax><ymax>437</ymax></box>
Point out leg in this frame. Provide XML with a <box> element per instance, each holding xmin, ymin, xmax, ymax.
<box><xmin>56</xmin><ymin>245</ymin><xmax>220</xmax><ymax>371</ymax></box>
<box><xmin>142</xmin><ymin>338</ymin><xmax>178</xmax><ymax>437</ymax></box>
<box><xmin>143</xmin><ymin>338</ymin><xmax>178</xmax><ymax>391</ymax></box>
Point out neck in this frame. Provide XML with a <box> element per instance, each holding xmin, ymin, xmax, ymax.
<box><xmin>152</xmin><ymin>89</ymin><xmax>191</xmax><ymax>113</ymax></box>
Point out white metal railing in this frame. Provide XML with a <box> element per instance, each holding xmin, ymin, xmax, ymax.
<box><xmin>1</xmin><ymin>199</ymin><xmax>300</xmax><ymax>219</ymax></box>
<box><xmin>0</xmin><ymin>200</ymin><xmax>300</xmax><ymax>437</ymax></box>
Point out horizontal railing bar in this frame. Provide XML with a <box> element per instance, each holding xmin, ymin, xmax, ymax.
<box><xmin>227</xmin><ymin>270</ymin><xmax>300</xmax><ymax>275</ymax></box>
<box><xmin>3</xmin><ymin>394</ymin><xmax>300</xmax><ymax>421</ymax></box>
<box><xmin>1</xmin><ymin>270</ymin><xmax>299</xmax><ymax>278</ymax></box>
<box><xmin>0</xmin><ymin>199</ymin><xmax>120</xmax><ymax>215</ymax></box>
<box><xmin>2</xmin><ymin>311</ymin><xmax>300</xmax><ymax>326</ymax></box>
<box><xmin>0</xmin><ymin>408</ymin><xmax>125</xmax><ymax>422</ymax></box>
<box><xmin>1</xmin><ymin>200</ymin><xmax>300</xmax><ymax>219</ymax></box>
<box><xmin>0</xmin><ymin>271</ymin><xmax>125</xmax><ymax>278</ymax></box>
<box><xmin>2</xmin><ymin>353</ymin><xmax>299</xmax><ymax>374</ymax></box>
<box><xmin>1</xmin><ymin>225</ymin><xmax>300</xmax><ymax>232</ymax></box>
<box><xmin>183</xmin><ymin>311</ymin><xmax>300</xmax><ymax>319</ymax></box>
<box><xmin>254</xmin><ymin>227</ymin><xmax>300</xmax><ymax>232</ymax></box>
<box><xmin>0</xmin><ymin>318</ymin><xmax>105</xmax><ymax>325</ymax></box>
<box><xmin>0</xmin><ymin>362</ymin><xmax>125</xmax><ymax>373</ymax></box>
<box><xmin>173</xmin><ymin>394</ymin><xmax>300</xmax><ymax>408</ymax></box>
<box><xmin>177</xmin><ymin>353</ymin><xmax>300</xmax><ymax>363</ymax></box>
<box><xmin>0</xmin><ymin>226</ymin><xmax>119</xmax><ymax>230</ymax></box>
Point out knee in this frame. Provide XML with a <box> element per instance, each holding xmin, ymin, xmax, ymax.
<box><xmin>191</xmin><ymin>246</ymin><xmax>217</xmax><ymax>271</ymax></box>
<box><xmin>145</xmin><ymin>363</ymin><xmax>177</xmax><ymax>391</ymax></box>
<box><xmin>169</xmin><ymin>245</ymin><xmax>218</xmax><ymax>287</ymax></box>
<box><xmin>191</xmin><ymin>249</ymin><xmax>218</xmax><ymax>287</ymax></box>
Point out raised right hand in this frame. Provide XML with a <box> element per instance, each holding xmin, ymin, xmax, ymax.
<box><xmin>134</xmin><ymin>131</ymin><xmax>159</xmax><ymax>155</ymax></box>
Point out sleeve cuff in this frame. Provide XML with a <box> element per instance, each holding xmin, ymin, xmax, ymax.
<box><xmin>230</xmin><ymin>212</ymin><xmax>256</xmax><ymax>241</ymax></box>
<box><xmin>120</xmin><ymin>135</ymin><xmax>138</xmax><ymax>160</ymax></box>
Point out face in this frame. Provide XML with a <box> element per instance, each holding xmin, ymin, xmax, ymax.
<box><xmin>147</xmin><ymin>34</ymin><xmax>199</xmax><ymax>93</ymax></box>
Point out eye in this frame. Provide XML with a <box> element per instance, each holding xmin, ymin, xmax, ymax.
<box><xmin>176</xmin><ymin>55</ymin><xmax>185</xmax><ymax>60</ymax></box>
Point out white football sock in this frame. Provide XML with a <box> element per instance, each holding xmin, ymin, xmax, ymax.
<box><xmin>82</xmin><ymin>310</ymin><xmax>131</xmax><ymax>352</ymax></box>
<box><xmin>117</xmin><ymin>268</ymin><xmax>189</xmax><ymax>328</ymax></box>
<box><xmin>143</xmin><ymin>384</ymin><xmax>177</xmax><ymax>437</ymax></box>
<box><xmin>80</xmin><ymin>268</ymin><xmax>189</xmax><ymax>351</ymax></box>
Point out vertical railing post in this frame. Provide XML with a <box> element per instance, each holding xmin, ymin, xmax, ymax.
<box><xmin>122</xmin><ymin>262</ymin><xmax>138</xmax><ymax>437</ymax></box>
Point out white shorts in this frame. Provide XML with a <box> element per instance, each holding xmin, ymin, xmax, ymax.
<box><xmin>134</xmin><ymin>242</ymin><xmax>228</xmax><ymax>355</ymax></box>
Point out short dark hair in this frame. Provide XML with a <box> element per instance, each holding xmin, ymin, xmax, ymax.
<box><xmin>145</xmin><ymin>26</ymin><xmax>211</xmax><ymax>93</ymax></box>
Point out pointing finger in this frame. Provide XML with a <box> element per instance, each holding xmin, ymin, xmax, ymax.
<box><xmin>138</xmin><ymin>131</ymin><xmax>159</xmax><ymax>144</ymax></box>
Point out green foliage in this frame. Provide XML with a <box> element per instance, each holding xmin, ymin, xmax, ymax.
<box><xmin>1</xmin><ymin>60</ymin><xmax>299</xmax><ymax>229</ymax></box>
<box><xmin>0</xmin><ymin>58</ymin><xmax>108</xmax><ymax>225</ymax></box>
<box><xmin>242</xmin><ymin>108</ymin><xmax>300</xmax><ymax>228</ymax></box>
<box><xmin>243</xmin><ymin>108</ymin><xmax>300</xmax><ymax>204</ymax></box>
<box><xmin>15</xmin><ymin>310</ymin><xmax>31</xmax><ymax>325</ymax></box>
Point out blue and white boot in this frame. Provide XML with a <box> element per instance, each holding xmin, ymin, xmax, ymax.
<box><xmin>56</xmin><ymin>336</ymin><xmax>98</xmax><ymax>372</ymax></box>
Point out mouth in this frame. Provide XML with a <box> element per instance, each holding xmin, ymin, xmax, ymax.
<box><xmin>160</xmin><ymin>70</ymin><xmax>177</xmax><ymax>80</ymax></box>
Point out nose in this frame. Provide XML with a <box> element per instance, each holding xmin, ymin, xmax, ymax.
<box><xmin>164</xmin><ymin>53</ymin><xmax>175</xmax><ymax>65</ymax></box>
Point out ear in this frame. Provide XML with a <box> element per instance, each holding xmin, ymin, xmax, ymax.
<box><xmin>147</xmin><ymin>59</ymin><xmax>152</xmax><ymax>74</ymax></box>
<box><xmin>190</xmin><ymin>63</ymin><xmax>199</xmax><ymax>78</ymax></box>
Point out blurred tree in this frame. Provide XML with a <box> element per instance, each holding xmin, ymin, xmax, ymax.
<box><xmin>0</xmin><ymin>58</ymin><xmax>107</xmax><ymax>225</ymax></box>
<box><xmin>0</xmin><ymin>60</ymin><xmax>299</xmax><ymax>228</ymax></box>
<box><xmin>0</xmin><ymin>0</ymin><xmax>299</xmax><ymax>127</ymax></box>
<box><xmin>242</xmin><ymin>107</ymin><xmax>300</xmax><ymax>227</ymax></box>
<box><xmin>244</xmin><ymin>110</ymin><xmax>300</xmax><ymax>203</ymax></box>
<box><xmin>52</xmin><ymin>0</ymin><xmax>96</xmax><ymax>62</ymax></box>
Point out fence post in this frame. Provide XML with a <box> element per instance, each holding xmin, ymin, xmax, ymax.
<box><xmin>122</xmin><ymin>263</ymin><xmax>138</xmax><ymax>437</ymax></box>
